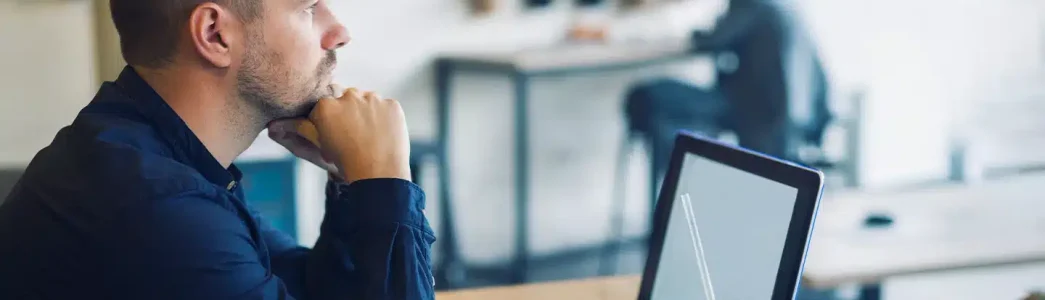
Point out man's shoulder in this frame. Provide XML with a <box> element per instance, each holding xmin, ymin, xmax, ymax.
<box><xmin>14</xmin><ymin>105</ymin><xmax>219</xmax><ymax>206</ymax></box>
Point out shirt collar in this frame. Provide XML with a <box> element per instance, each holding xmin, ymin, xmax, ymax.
<box><xmin>113</xmin><ymin>66</ymin><xmax>242</xmax><ymax>189</ymax></box>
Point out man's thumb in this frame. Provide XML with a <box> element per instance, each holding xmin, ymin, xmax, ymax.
<box><xmin>269</xmin><ymin>119</ymin><xmax>320</xmax><ymax>147</ymax></box>
<box><xmin>292</xmin><ymin>120</ymin><xmax>321</xmax><ymax>147</ymax></box>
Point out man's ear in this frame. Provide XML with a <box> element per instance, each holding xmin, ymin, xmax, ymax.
<box><xmin>187</xmin><ymin>3</ymin><xmax>239</xmax><ymax>68</ymax></box>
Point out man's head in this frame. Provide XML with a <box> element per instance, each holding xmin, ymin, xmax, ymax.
<box><xmin>110</xmin><ymin>0</ymin><xmax>350</xmax><ymax>122</ymax></box>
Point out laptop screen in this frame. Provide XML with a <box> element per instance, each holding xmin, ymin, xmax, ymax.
<box><xmin>650</xmin><ymin>153</ymin><xmax>800</xmax><ymax>300</ymax></box>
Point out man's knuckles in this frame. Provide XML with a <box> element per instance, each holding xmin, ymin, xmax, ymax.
<box><xmin>362</xmin><ymin>91</ymin><xmax>380</xmax><ymax>101</ymax></box>
<box><xmin>345</xmin><ymin>88</ymin><xmax>367</xmax><ymax>101</ymax></box>
<box><xmin>385</xmin><ymin>99</ymin><xmax>406</xmax><ymax>117</ymax></box>
<box><xmin>313</xmin><ymin>86</ymin><xmax>405</xmax><ymax>122</ymax></box>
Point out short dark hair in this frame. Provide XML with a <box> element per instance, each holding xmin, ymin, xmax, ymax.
<box><xmin>109</xmin><ymin>0</ymin><xmax>261</xmax><ymax>68</ymax></box>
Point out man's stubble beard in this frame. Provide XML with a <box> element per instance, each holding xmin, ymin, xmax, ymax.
<box><xmin>236</xmin><ymin>33</ymin><xmax>337</xmax><ymax>125</ymax></box>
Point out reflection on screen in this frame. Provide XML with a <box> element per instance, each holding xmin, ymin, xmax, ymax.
<box><xmin>650</xmin><ymin>154</ymin><xmax>799</xmax><ymax>300</ymax></box>
<box><xmin>679</xmin><ymin>193</ymin><xmax>716</xmax><ymax>300</ymax></box>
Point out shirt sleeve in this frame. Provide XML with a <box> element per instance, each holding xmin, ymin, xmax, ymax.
<box><xmin>113</xmin><ymin>178</ymin><xmax>434</xmax><ymax>300</ymax></box>
<box><xmin>303</xmin><ymin>178</ymin><xmax>436</xmax><ymax>299</ymax></box>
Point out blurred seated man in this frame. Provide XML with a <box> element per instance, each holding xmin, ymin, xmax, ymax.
<box><xmin>571</xmin><ymin>0</ymin><xmax>832</xmax><ymax>175</ymax></box>
<box><xmin>0</xmin><ymin>0</ymin><xmax>433</xmax><ymax>299</ymax></box>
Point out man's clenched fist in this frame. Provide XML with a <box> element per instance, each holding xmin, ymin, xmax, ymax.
<box><xmin>268</xmin><ymin>86</ymin><xmax>411</xmax><ymax>183</ymax></box>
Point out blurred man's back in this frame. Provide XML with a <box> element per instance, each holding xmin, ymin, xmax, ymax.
<box><xmin>620</xmin><ymin>0</ymin><xmax>831</xmax><ymax>185</ymax></box>
<box><xmin>695</xmin><ymin>0</ymin><xmax>831</xmax><ymax>158</ymax></box>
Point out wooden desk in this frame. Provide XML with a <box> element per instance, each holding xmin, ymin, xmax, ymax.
<box><xmin>432</xmin><ymin>40</ymin><xmax>698</xmax><ymax>286</ymax></box>
<box><xmin>803</xmin><ymin>173</ymin><xmax>1045</xmax><ymax>290</ymax></box>
<box><xmin>437</xmin><ymin>276</ymin><xmax>641</xmax><ymax>300</ymax></box>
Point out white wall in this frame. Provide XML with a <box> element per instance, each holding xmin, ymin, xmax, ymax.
<box><xmin>803</xmin><ymin>0</ymin><xmax>1045</xmax><ymax>187</ymax></box>
<box><xmin>3</xmin><ymin>0</ymin><xmax>1044</xmax><ymax>267</ymax></box>
<box><xmin>0</xmin><ymin>1</ymin><xmax>97</xmax><ymax>168</ymax></box>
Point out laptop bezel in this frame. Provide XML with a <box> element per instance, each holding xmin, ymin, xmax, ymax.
<box><xmin>637</xmin><ymin>131</ymin><xmax>825</xmax><ymax>300</ymax></box>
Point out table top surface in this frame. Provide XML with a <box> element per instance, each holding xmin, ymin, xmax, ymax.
<box><xmin>438</xmin><ymin>40</ymin><xmax>693</xmax><ymax>72</ymax></box>
<box><xmin>802</xmin><ymin>173</ymin><xmax>1045</xmax><ymax>288</ymax></box>
<box><xmin>436</xmin><ymin>276</ymin><xmax>640</xmax><ymax>300</ymax></box>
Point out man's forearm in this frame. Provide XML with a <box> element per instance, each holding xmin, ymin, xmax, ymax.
<box><xmin>304</xmin><ymin>179</ymin><xmax>435</xmax><ymax>299</ymax></box>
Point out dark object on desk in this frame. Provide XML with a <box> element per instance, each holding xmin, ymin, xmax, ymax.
<box><xmin>471</xmin><ymin>0</ymin><xmax>496</xmax><ymax>14</ymax></box>
<box><xmin>526</xmin><ymin>0</ymin><xmax>553</xmax><ymax>8</ymax></box>
<box><xmin>863</xmin><ymin>213</ymin><xmax>894</xmax><ymax>228</ymax></box>
<box><xmin>576</xmin><ymin>0</ymin><xmax>604</xmax><ymax>6</ymax></box>
<box><xmin>620</xmin><ymin>0</ymin><xmax>649</xmax><ymax>9</ymax></box>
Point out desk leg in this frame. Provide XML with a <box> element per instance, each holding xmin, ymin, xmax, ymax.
<box><xmin>433</xmin><ymin>60</ymin><xmax>466</xmax><ymax>289</ymax></box>
<box><xmin>858</xmin><ymin>283</ymin><xmax>882</xmax><ymax>300</ymax></box>
<box><xmin>511</xmin><ymin>73</ymin><xmax>531</xmax><ymax>284</ymax></box>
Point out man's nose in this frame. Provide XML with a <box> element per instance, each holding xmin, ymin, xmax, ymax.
<box><xmin>322</xmin><ymin>23</ymin><xmax>350</xmax><ymax>51</ymax></box>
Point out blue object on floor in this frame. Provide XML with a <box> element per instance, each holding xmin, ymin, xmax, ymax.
<box><xmin>237</xmin><ymin>158</ymin><xmax>298</xmax><ymax>240</ymax></box>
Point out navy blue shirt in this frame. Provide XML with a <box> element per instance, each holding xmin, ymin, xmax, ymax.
<box><xmin>0</xmin><ymin>67</ymin><xmax>436</xmax><ymax>299</ymax></box>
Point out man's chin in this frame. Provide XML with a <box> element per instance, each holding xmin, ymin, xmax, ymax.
<box><xmin>266</xmin><ymin>100</ymin><xmax>318</xmax><ymax>123</ymax></box>
<box><xmin>293</xmin><ymin>100</ymin><xmax>319</xmax><ymax>119</ymax></box>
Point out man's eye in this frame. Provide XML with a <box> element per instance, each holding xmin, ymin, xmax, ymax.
<box><xmin>306</xmin><ymin>3</ymin><xmax>318</xmax><ymax>14</ymax></box>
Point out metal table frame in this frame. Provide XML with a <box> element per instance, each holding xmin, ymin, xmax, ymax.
<box><xmin>434</xmin><ymin>44</ymin><xmax>700</xmax><ymax>284</ymax></box>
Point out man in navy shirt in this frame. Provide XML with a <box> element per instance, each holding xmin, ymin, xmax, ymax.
<box><xmin>0</xmin><ymin>0</ymin><xmax>434</xmax><ymax>299</ymax></box>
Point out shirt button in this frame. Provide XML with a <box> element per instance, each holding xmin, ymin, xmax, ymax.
<box><xmin>227</xmin><ymin>181</ymin><xmax>237</xmax><ymax>191</ymax></box>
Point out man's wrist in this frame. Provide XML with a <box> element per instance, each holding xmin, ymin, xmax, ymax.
<box><xmin>339</xmin><ymin>166</ymin><xmax>411</xmax><ymax>184</ymax></box>
<box><xmin>328</xmin><ymin>179</ymin><xmax>429</xmax><ymax>229</ymax></box>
